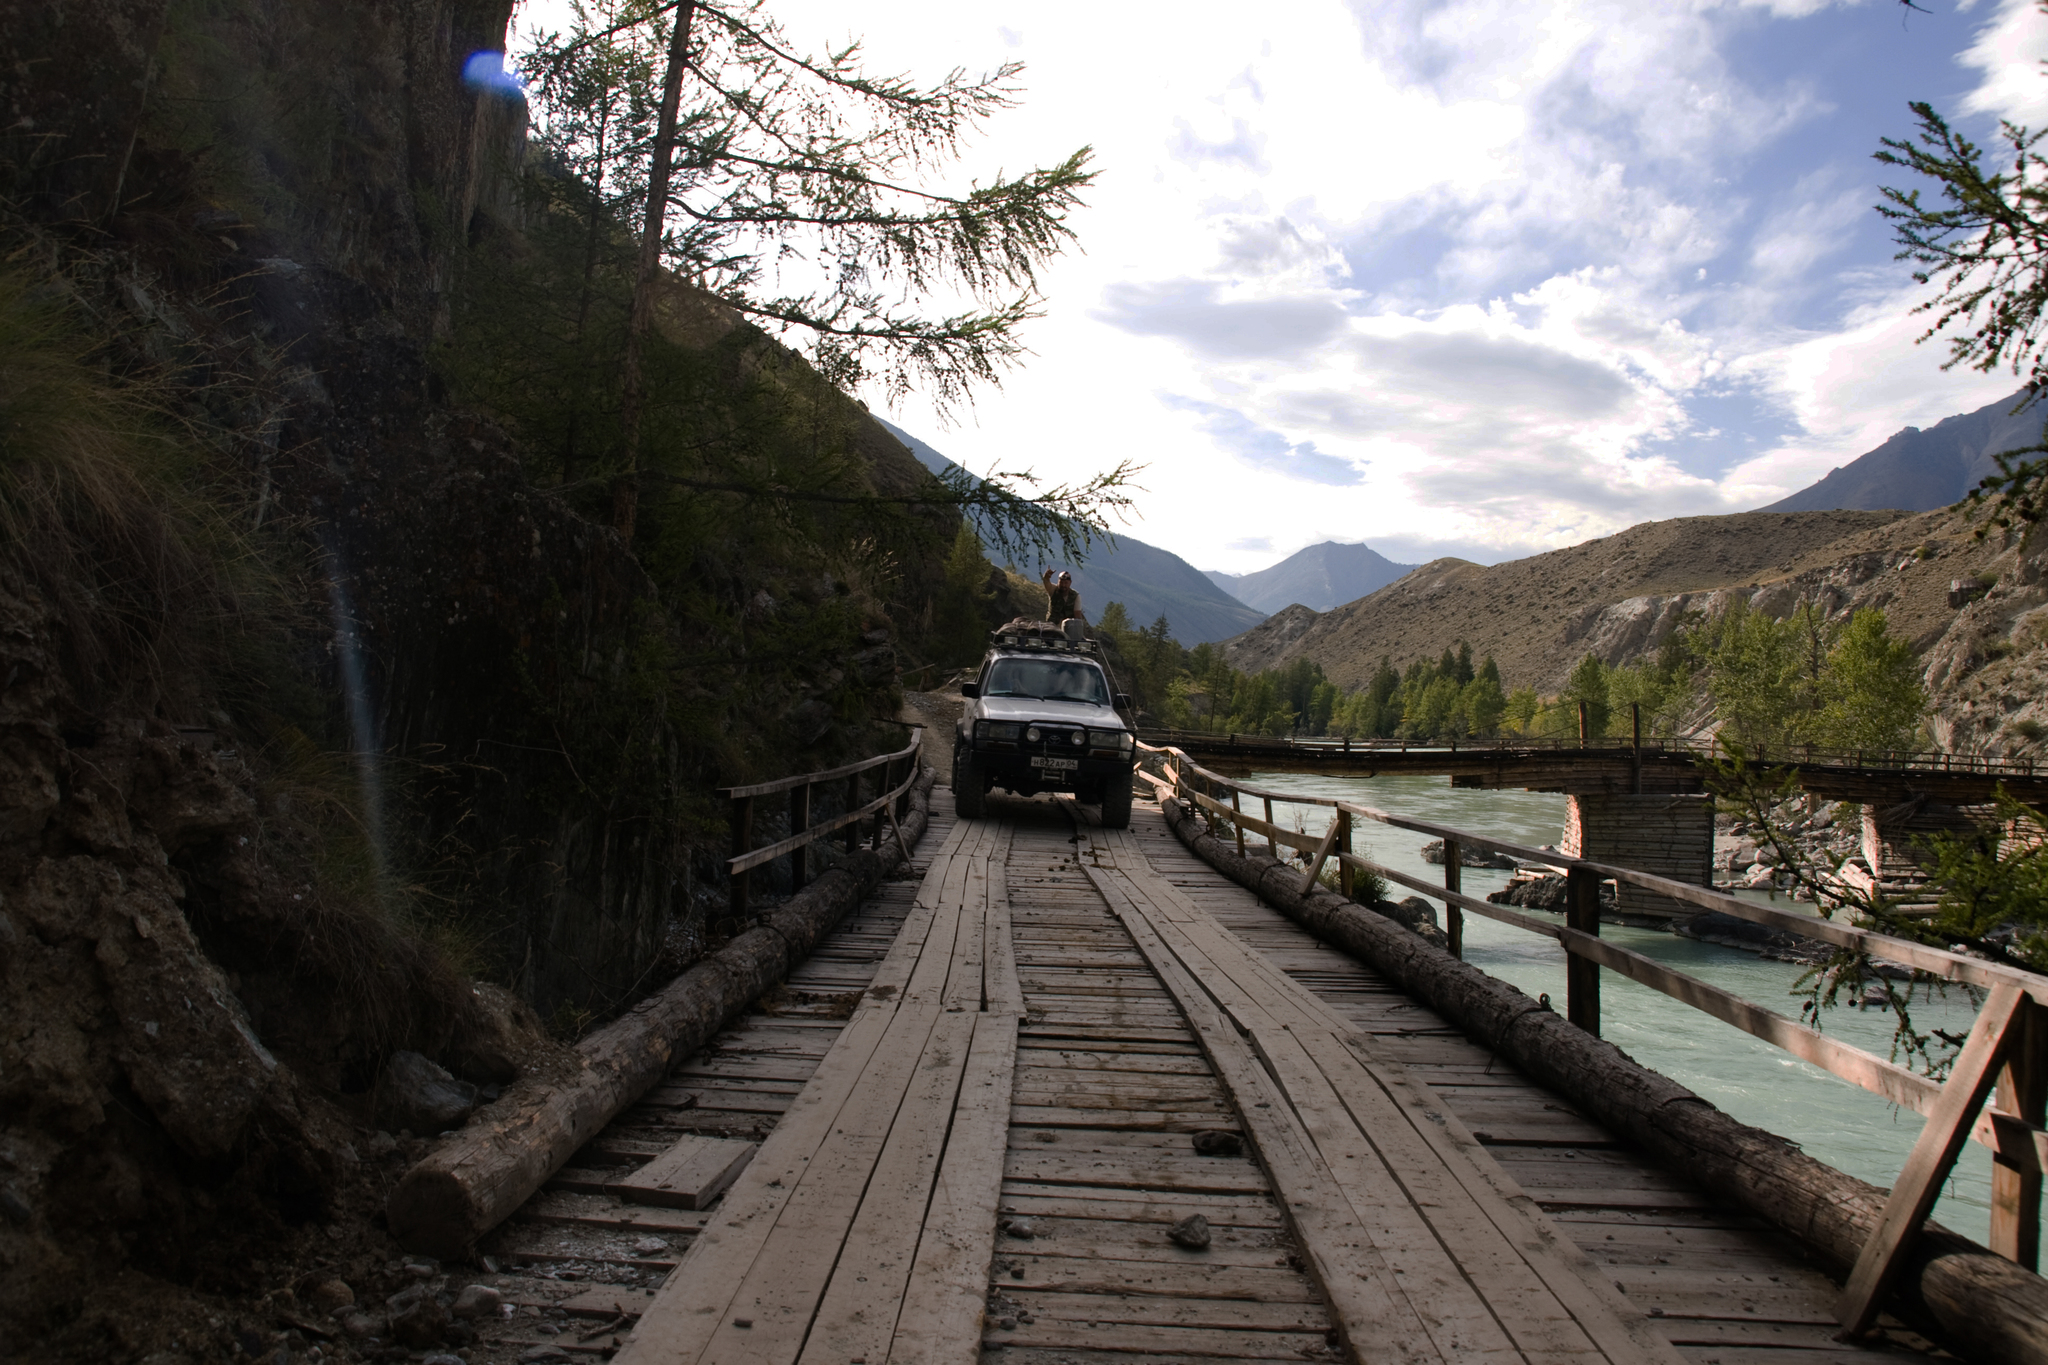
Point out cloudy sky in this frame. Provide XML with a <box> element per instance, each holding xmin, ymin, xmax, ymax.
<box><xmin>514</xmin><ymin>0</ymin><xmax>2048</xmax><ymax>574</ymax></box>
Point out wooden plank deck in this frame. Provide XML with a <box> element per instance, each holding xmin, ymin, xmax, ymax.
<box><xmin>613</xmin><ymin>815</ymin><xmax>1021</xmax><ymax>1365</ymax></box>
<box><xmin>993</xmin><ymin>800</ymin><xmax>1340</xmax><ymax>1365</ymax></box>
<box><xmin>1118</xmin><ymin>795</ymin><xmax>1952</xmax><ymax>1364</ymax></box>
<box><xmin>470</xmin><ymin>806</ymin><xmax>962</xmax><ymax>1359</ymax></box>
<box><xmin>461</xmin><ymin>788</ymin><xmax>1956</xmax><ymax>1365</ymax></box>
<box><xmin>1080</xmin><ymin>821</ymin><xmax>1682</xmax><ymax>1363</ymax></box>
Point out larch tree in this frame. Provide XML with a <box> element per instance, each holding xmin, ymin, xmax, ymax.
<box><xmin>1875</xmin><ymin>29</ymin><xmax>2048</xmax><ymax>543</ymax></box>
<box><xmin>521</xmin><ymin>0</ymin><xmax>1120</xmax><ymax>551</ymax></box>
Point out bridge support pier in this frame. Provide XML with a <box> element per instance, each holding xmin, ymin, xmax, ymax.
<box><xmin>1562</xmin><ymin>794</ymin><xmax>1714</xmax><ymax>920</ymax></box>
<box><xmin>1859</xmin><ymin>798</ymin><xmax>1987</xmax><ymax>897</ymax></box>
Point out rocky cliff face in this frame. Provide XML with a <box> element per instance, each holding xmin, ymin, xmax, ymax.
<box><xmin>1553</xmin><ymin>509</ymin><xmax>2048</xmax><ymax>754</ymax></box>
<box><xmin>1222</xmin><ymin>511</ymin><xmax>1911</xmax><ymax>693</ymax></box>
<box><xmin>1219</xmin><ymin>505</ymin><xmax>2048</xmax><ymax>757</ymax></box>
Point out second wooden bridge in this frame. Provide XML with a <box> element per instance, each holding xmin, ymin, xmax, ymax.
<box><xmin>424</xmin><ymin>762</ymin><xmax>2044</xmax><ymax>1365</ymax></box>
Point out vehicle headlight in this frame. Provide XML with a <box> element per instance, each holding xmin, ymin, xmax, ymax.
<box><xmin>1025</xmin><ymin>725</ymin><xmax>1042</xmax><ymax>743</ymax></box>
<box><xmin>978</xmin><ymin>721</ymin><xmax>1021</xmax><ymax>740</ymax></box>
<box><xmin>1089</xmin><ymin>729</ymin><xmax>1132</xmax><ymax>751</ymax></box>
<box><xmin>1070</xmin><ymin>729</ymin><xmax>1085</xmax><ymax>746</ymax></box>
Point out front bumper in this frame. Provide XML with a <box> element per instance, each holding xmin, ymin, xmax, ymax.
<box><xmin>965</xmin><ymin>746</ymin><xmax>1133</xmax><ymax>791</ymax></box>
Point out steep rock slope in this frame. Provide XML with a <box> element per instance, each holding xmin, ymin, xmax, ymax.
<box><xmin>1763</xmin><ymin>389</ymin><xmax>2040</xmax><ymax>512</ymax></box>
<box><xmin>1206</xmin><ymin>540</ymin><xmax>1417</xmax><ymax>613</ymax></box>
<box><xmin>0</xmin><ymin>0</ymin><xmax>958</xmax><ymax>1351</ymax></box>
<box><xmin>1224</xmin><ymin>502</ymin><xmax>2048</xmax><ymax>758</ymax></box>
<box><xmin>1222</xmin><ymin>511</ymin><xmax>1907</xmax><ymax>687</ymax></box>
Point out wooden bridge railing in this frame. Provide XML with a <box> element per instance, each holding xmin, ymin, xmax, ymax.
<box><xmin>1139</xmin><ymin>726</ymin><xmax>2047</xmax><ymax>779</ymax></box>
<box><xmin>1135</xmin><ymin>739</ymin><xmax>2048</xmax><ymax>1331</ymax></box>
<box><xmin>719</xmin><ymin>730</ymin><xmax>923</xmax><ymax>918</ymax></box>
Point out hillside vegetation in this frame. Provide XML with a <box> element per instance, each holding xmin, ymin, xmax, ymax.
<box><xmin>1218</xmin><ymin>505</ymin><xmax>2048</xmax><ymax>756</ymax></box>
<box><xmin>1223</xmin><ymin>511</ymin><xmax>1910</xmax><ymax>688</ymax></box>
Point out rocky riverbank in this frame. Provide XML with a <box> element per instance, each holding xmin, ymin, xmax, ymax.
<box><xmin>1711</xmin><ymin>799</ymin><xmax>1862</xmax><ymax>898</ymax></box>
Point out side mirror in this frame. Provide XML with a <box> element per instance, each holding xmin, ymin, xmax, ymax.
<box><xmin>960</xmin><ymin>682</ymin><xmax>980</xmax><ymax>699</ymax></box>
<box><xmin>1114</xmin><ymin>693</ymin><xmax>1132</xmax><ymax>710</ymax></box>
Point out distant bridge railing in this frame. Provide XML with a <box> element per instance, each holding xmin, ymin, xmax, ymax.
<box><xmin>1138</xmin><ymin>726</ymin><xmax>2047</xmax><ymax>780</ymax></box>
<box><xmin>1135</xmin><ymin>738</ymin><xmax>2048</xmax><ymax>1330</ymax></box>
<box><xmin>718</xmin><ymin>731</ymin><xmax>923</xmax><ymax>918</ymax></box>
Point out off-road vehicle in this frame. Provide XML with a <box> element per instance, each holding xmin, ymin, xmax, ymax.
<box><xmin>953</xmin><ymin>621</ymin><xmax>1137</xmax><ymax>827</ymax></box>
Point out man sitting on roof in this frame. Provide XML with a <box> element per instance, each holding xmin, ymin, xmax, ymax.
<box><xmin>1042</xmin><ymin>568</ymin><xmax>1080</xmax><ymax>622</ymax></box>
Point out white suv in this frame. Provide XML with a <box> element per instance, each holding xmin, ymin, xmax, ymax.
<box><xmin>954</xmin><ymin>625</ymin><xmax>1136</xmax><ymax>827</ymax></box>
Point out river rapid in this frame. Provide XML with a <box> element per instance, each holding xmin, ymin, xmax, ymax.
<box><xmin>1242</xmin><ymin>770</ymin><xmax>2000</xmax><ymax>1247</ymax></box>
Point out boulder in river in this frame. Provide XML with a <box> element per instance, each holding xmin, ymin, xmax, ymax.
<box><xmin>1420</xmin><ymin>839</ymin><xmax>1517</xmax><ymax>869</ymax></box>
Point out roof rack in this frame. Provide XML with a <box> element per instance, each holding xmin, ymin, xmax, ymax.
<box><xmin>990</xmin><ymin>618</ymin><xmax>1102</xmax><ymax>656</ymax></box>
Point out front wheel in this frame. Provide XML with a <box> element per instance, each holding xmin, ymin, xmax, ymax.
<box><xmin>1099</xmin><ymin>771</ymin><xmax>1133</xmax><ymax>829</ymax></box>
<box><xmin>954</xmin><ymin>751</ymin><xmax>988</xmax><ymax>819</ymax></box>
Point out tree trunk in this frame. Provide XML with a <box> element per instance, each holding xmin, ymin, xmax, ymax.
<box><xmin>561</xmin><ymin>101</ymin><xmax>611</xmax><ymax>488</ymax></box>
<box><xmin>387</xmin><ymin>767</ymin><xmax>935</xmax><ymax>1259</ymax></box>
<box><xmin>1156</xmin><ymin>795</ymin><xmax>2048</xmax><ymax>1365</ymax></box>
<box><xmin>613</xmin><ymin>0</ymin><xmax>695</xmax><ymax>540</ymax></box>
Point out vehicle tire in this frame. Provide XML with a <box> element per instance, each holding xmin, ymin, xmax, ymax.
<box><xmin>1100</xmin><ymin>770</ymin><xmax>1133</xmax><ymax>829</ymax></box>
<box><xmin>954</xmin><ymin>752</ymin><xmax>988</xmax><ymax>819</ymax></box>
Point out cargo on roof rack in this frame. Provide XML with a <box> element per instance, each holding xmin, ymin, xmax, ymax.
<box><xmin>990</xmin><ymin>618</ymin><xmax>1101</xmax><ymax>655</ymax></box>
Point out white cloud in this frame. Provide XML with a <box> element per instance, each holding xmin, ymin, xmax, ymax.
<box><xmin>1723</xmin><ymin>283</ymin><xmax>2026</xmax><ymax>500</ymax></box>
<box><xmin>1961</xmin><ymin>0</ymin><xmax>2048</xmax><ymax>127</ymax></box>
<box><xmin>508</xmin><ymin>0</ymin><xmax>2033</xmax><ymax>579</ymax></box>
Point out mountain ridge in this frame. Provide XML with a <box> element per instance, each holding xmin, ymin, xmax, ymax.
<box><xmin>1763</xmin><ymin>389</ymin><xmax>2042</xmax><ymax>513</ymax></box>
<box><xmin>1205</xmin><ymin>539</ymin><xmax>1418</xmax><ymax>613</ymax></box>
<box><xmin>1216</xmin><ymin>511</ymin><xmax>1911</xmax><ymax>691</ymax></box>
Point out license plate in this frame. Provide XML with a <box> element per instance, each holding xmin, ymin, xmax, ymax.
<box><xmin>1031</xmin><ymin>756</ymin><xmax>1078</xmax><ymax>771</ymax></box>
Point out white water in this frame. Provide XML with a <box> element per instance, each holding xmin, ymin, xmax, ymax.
<box><xmin>1243</xmin><ymin>771</ymin><xmax>2001</xmax><ymax>1247</ymax></box>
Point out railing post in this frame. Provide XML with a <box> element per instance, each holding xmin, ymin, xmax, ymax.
<box><xmin>845</xmin><ymin>771</ymin><xmax>862</xmax><ymax>851</ymax></box>
<box><xmin>1565</xmin><ymin>865</ymin><xmax>1601</xmax><ymax>1036</ymax></box>
<box><xmin>730</xmin><ymin>794</ymin><xmax>755</xmax><ymax>920</ymax></box>
<box><xmin>1230</xmin><ymin>788</ymin><xmax>1246</xmax><ymax>858</ymax></box>
<box><xmin>1337</xmin><ymin>809</ymin><xmax>1354</xmax><ymax>901</ymax></box>
<box><xmin>789</xmin><ymin>782</ymin><xmax>810</xmax><ymax>894</ymax></box>
<box><xmin>1263</xmin><ymin>796</ymin><xmax>1277</xmax><ymax>858</ymax></box>
<box><xmin>1443</xmin><ymin>836</ymin><xmax>1464</xmax><ymax>960</ymax></box>
<box><xmin>1631</xmin><ymin>703</ymin><xmax>1642</xmax><ymax>795</ymax></box>
<box><xmin>1991</xmin><ymin>996</ymin><xmax>2046</xmax><ymax>1270</ymax></box>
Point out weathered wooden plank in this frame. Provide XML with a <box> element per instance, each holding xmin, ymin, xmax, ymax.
<box><xmin>1090</xmin><ymin>868</ymin><xmax>1465</xmax><ymax>1362</ymax></box>
<box><xmin>607</xmin><ymin>1136</ymin><xmax>757</xmax><ymax>1210</ymax></box>
<box><xmin>1091</xmin><ymin>824</ymin><xmax>1683</xmax><ymax>1365</ymax></box>
<box><xmin>886</xmin><ymin>1011</ymin><xmax>1020</xmax><ymax>1365</ymax></box>
<box><xmin>1004</xmin><ymin>1288</ymin><xmax>1331</xmax><ymax>1331</ymax></box>
<box><xmin>796</xmin><ymin>1011</ymin><xmax>978</xmax><ymax>1365</ymax></box>
<box><xmin>996</xmin><ymin>1256</ymin><xmax>1323</xmax><ymax>1300</ymax></box>
<box><xmin>611</xmin><ymin>836</ymin><xmax>966</xmax><ymax>1364</ymax></box>
<box><xmin>1001</xmin><ymin>1150</ymin><xmax>1269</xmax><ymax>1195</ymax></box>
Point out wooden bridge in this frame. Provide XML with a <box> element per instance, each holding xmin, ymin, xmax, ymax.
<box><xmin>408</xmin><ymin>749</ymin><xmax>2047</xmax><ymax>1365</ymax></box>
<box><xmin>1139</xmin><ymin>728</ymin><xmax>2048</xmax><ymax>921</ymax></box>
<box><xmin>1138</xmin><ymin>729</ymin><xmax>2048</xmax><ymax>806</ymax></box>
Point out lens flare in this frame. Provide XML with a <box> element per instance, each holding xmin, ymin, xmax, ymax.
<box><xmin>463</xmin><ymin>50</ymin><xmax>526</xmax><ymax>99</ymax></box>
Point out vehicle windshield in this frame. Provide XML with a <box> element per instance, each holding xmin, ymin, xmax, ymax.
<box><xmin>984</xmin><ymin>657</ymin><xmax>1110</xmax><ymax>704</ymax></box>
